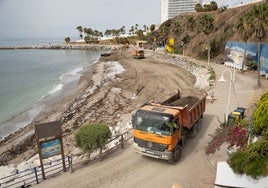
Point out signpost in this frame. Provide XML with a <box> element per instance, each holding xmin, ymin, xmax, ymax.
<box><xmin>40</xmin><ymin>138</ymin><xmax>61</xmax><ymax>159</ymax></box>
<box><xmin>35</xmin><ymin>121</ymin><xmax>65</xmax><ymax>180</ymax></box>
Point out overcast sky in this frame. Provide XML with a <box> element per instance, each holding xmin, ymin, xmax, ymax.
<box><xmin>0</xmin><ymin>0</ymin><xmax>256</xmax><ymax>40</ymax></box>
<box><xmin>0</xmin><ymin>0</ymin><xmax>161</xmax><ymax>40</ymax></box>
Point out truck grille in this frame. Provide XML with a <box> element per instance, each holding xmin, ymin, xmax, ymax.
<box><xmin>134</xmin><ymin>138</ymin><xmax>168</xmax><ymax>152</ymax></box>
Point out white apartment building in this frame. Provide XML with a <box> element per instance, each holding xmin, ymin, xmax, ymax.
<box><xmin>161</xmin><ymin>0</ymin><xmax>202</xmax><ymax>23</ymax></box>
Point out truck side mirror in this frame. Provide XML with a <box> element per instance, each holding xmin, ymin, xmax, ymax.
<box><xmin>172</xmin><ymin>120</ymin><xmax>180</xmax><ymax>130</ymax></box>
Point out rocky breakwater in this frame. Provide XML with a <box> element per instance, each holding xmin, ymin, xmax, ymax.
<box><xmin>0</xmin><ymin>43</ymin><xmax>123</xmax><ymax>50</ymax></box>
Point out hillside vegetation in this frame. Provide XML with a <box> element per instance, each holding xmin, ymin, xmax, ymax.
<box><xmin>147</xmin><ymin>2</ymin><xmax>268</xmax><ymax>62</ymax></box>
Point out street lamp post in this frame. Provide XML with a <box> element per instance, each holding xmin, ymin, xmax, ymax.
<box><xmin>218</xmin><ymin>69</ymin><xmax>233</xmax><ymax>122</ymax></box>
<box><xmin>206</xmin><ymin>45</ymin><xmax>210</xmax><ymax>68</ymax></box>
<box><xmin>181</xmin><ymin>42</ymin><xmax>184</xmax><ymax>56</ymax></box>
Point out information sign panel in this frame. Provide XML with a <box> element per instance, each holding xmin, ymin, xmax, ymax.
<box><xmin>40</xmin><ymin>138</ymin><xmax>61</xmax><ymax>159</ymax></box>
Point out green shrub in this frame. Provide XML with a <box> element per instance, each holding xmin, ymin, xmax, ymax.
<box><xmin>247</xmin><ymin>61</ymin><xmax>257</xmax><ymax>70</ymax></box>
<box><xmin>228</xmin><ymin>139</ymin><xmax>268</xmax><ymax>179</ymax></box>
<box><xmin>75</xmin><ymin>123</ymin><xmax>111</xmax><ymax>157</ymax></box>
<box><xmin>208</xmin><ymin>67</ymin><xmax>216</xmax><ymax>80</ymax></box>
<box><xmin>253</xmin><ymin>93</ymin><xmax>268</xmax><ymax>135</ymax></box>
<box><xmin>227</xmin><ymin>91</ymin><xmax>268</xmax><ymax>179</ymax></box>
<box><xmin>260</xmin><ymin>92</ymin><xmax>268</xmax><ymax>103</ymax></box>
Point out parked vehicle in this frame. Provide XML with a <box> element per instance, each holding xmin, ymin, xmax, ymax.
<box><xmin>132</xmin><ymin>90</ymin><xmax>206</xmax><ymax>163</ymax></box>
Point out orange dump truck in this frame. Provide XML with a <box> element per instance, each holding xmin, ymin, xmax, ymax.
<box><xmin>132</xmin><ymin>49</ymin><xmax>144</xmax><ymax>59</ymax></box>
<box><xmin>132</xmin><ymin>90</ymin><xmax>206</xmax><ymax>163</ymax></box>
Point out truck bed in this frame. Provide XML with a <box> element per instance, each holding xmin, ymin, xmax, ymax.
<box><xmin>161</xmin><ymin>91</ymin><xmax>206</xmax><ymax>129</ymax></box>
<box><xmin>168</xmin><ymin>96</ymin><xmax>200</xmax><ymax>108</ymax></box>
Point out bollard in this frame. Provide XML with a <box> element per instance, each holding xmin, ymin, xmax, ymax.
<box><xmin>99</xmin><ymin>148</ymin><xmax>103</xmax><ymax>161</ymax></box>
<box><xmin>121</xmin><ymin>135</ymin><xmax>124</xmax><ymax>149</ymax></box>
<box><xmin>34</xmin><ymin>167</ymin><xmax>39</xmax><ymax>184</ymax></box>
<box><xmin>68</xmin><ymin>154</ymin><xmax>73</xmax><ymax>173</ymax></box>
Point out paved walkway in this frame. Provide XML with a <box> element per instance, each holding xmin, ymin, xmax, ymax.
<box><xmin>208</xmin><ymin>64</ymin><xmax>265</xmax><ymax>121</ymax></box>
<box><xmin>204</xmin><ymin>63</ymin><xmax>268</xmax><ymax>166</ymax></box>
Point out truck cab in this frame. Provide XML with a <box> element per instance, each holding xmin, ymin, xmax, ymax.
<box><xmin>132</xmin><ymin>105</ymin><xmax>183</xmax><ymax>163</ymax></box>
<box><xmin>131</xmin><ymin>49</ymin><xmax>144</xmax><ymax>59</ymax></box>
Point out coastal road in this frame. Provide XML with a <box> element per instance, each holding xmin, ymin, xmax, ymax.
<box><xmin>33</xmin><ymin>52</ymin><xmax>267</xmax><ymax>188</ymax></box>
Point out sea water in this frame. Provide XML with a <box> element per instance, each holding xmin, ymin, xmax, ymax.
<box><xmin>0</xmin><ymin>49</ymin><xmax>101</xmax><ymax>140</ymax></box>
<box><xmin>0</xmin><ymin>38</ymin><xmax>65</xmax><ymax>47</ymax></box>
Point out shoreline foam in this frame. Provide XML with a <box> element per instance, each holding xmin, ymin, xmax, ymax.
<box><xmin>0</xmin><ymin>50</ymin><xmax>124</xmax><ymax>165</ymax></box>
<box><xmin>0</xmin><ymin>49</ymin><xmax>103</xmax><ymax>141</ymax></box>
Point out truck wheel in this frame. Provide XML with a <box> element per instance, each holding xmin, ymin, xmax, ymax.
<box><xmin>170</xmin><ymin>145</ymin><xmax>182</xmax><ymax>163</ymax></box>
<box><xmin>181</xmin><ymin>134</ymin><xmax>186</xmax><ymax>146</ymax></box>
<box><xmin>189</xmin><ymin>123</ymin><xmax>198</xmax><ymax>138</ymax></box>
<box><xmin>197</xmin><ymin>119</ymin><xmax>202</xmax><ymax>132</ymax></box>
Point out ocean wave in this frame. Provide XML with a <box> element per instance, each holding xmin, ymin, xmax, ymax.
<box><xmin>0</xmin><ymin>104</ymin><xmax>44</xmax><ymax>141</ymax></box>
<box><xmin>60</xmin><ymin>66</ymin><xmax>83</xmax><ymax>81</ymax></box>
<box><xmin>47</xmin><ymin>66</ymin><xmax>85</xmax><ymax>96</ymax></box>
<box><xmin>59</xmin><ymin>67</ymin><xmax>85</xmax><ymax>86</ymax></box>
<box><xmin>48</xmin><ymin>83</ymin><xmax>64</xmax><ymax>95</ymax></box>
<box><xmin>0</xmin><ymin>49</ymin><xmax>101</xmax><ymax>141</ymax></box>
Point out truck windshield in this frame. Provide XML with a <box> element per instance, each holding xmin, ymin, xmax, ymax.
<box><xmin>134</xmin><ymin>113</ymin><xmax>172</xmax><ymax>136</ymax></box>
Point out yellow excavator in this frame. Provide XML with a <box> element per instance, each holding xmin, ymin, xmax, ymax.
<box><xmin>165</xmin><ymin>38</ymin><xmax>174</xmax><ymax>53</ymax></box>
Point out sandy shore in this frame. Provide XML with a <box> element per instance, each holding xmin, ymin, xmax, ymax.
<box><xmin>0</xmin><ymin>48</ymin><xmax>210</xmax><ymax>166</ymax></box>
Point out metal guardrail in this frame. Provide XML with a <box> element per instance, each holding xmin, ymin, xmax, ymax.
<box><xmin>0</xmin><ymin>128</ymin><xmax>133</xmax><ymax>188</ymax></box>
<box><xmin>0</xmin><ymin>157</ymin><xmax>70</xmax><ymax>188</ymax></box>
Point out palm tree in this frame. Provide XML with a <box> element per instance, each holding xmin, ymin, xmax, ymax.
<box><xmin>195</xmin><ymin>3</ymin><xmax>203</xmax><ymax>12</ymax></box>
<box><xmin>64</xmin><ymin>37</ymin><xmax>70</xmax><ymax>44</ymax></box>
<box><xmin>235</xmin><ymin>14</ymin><xmax>254</xmax><ymax>72</ymax></box>
<box><xmin>150</xmin><ymin>24</ymin><xmax>156</xmax><ymax>32</ymax></box>
<box><xmin>120</xmin><ymin>26</ymin><xmax>126</xmax><ymax>35</ymax></box>
<box><xmin>244</xmin><ymin>3</ymin><xmax>268</xmax><ymax>86</ymax></box>
<box><xmin>136</xmin><ymin>29</ymin><xmax>144</xmax><ymax>40</ymax></box>
<box><xmin>199</xmin><ymin>14</ymin><xmax>214</xmax><ymax>36</ymax></box>
<box><xmin>209</xmin><ymin>1</ymin><xmax>218</xmax><ymax>11</ymax></box>
<box><xmin>187</xmin><ymin>16</ymin><xmax>196</xmax><ymax>30</ymax></box>
<box><xmin>199</xmin><ymin>14</ymin><xmax>214</xmax><ymax>67</ymax></box>
<box><xmin>104</xmin><ymin>29</ymin><xmax>112</xmax><ymax>36</ymax></box>
<box><xmin>84</xmin><ymin>27</ymin><xmax>93</xmax><ymax>43</ymax></box>
<box><xmin>93</xmin><ymin>30</ymin><xmax>100</xmax><ymax>42</ymax></box>
<box><xmin>161</xmin><ymin>25</ymin><xmax>169</xmax><ymax>36</ymax></box>
<box><xmin>129</xmin><ymin>26</ymin><xmax>135</xmax><ymax>35</ymax></box>
<box><xmin>76</xmin><ymin>26</ymin><xmax>83</xmax><ymax>39</ymax></box>
<box><xmin>143</xmin><ymin>25</ymin><xmax>148</xmax><ymax>32</ymax></box>
<box><xmin>134</xmin><ymin>24</ymin><xmax>139</xmax><ymax>33</ymax></box>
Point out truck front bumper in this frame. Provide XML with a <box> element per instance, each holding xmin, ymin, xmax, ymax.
<box><xmin>133</xmin><ymin>143</ymin><xmax>172</xmax><ymax>161</ymax></box>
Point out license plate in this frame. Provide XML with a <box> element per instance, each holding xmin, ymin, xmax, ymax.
<box><xmin>145</xmin><ymin>150</ymin><xmax>154</xmax><ymax>154</ymax></box>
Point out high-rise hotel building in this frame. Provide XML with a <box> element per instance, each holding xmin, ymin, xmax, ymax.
<box><xmin>161</xmin><ymin>0</ymin><xmax>202</xmax><ymax>23</ymax></box>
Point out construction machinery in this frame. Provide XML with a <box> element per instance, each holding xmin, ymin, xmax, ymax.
<box><xmin>132</xmin><ymin>49</ymin><xmax>144</xmax><ymax>59</ymax></box>
<box><xmin>132</xmin><ymin>90</ymin><xmax>206</xmax><ymax>163</ymax></box>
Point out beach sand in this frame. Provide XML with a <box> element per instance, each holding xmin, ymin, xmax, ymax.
<box><xmin>0</xmin><ymin>49</ymin><xmax>206</xmax><ymax>166</ymax></box>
